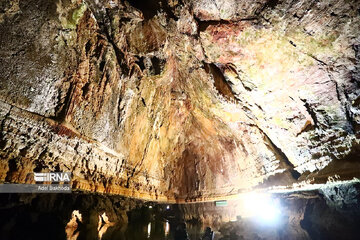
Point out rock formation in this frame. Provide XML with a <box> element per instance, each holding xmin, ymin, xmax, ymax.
<box><xmin>1</xmin><ymin>0</ymin><xmax>360</xmax><ymax>202</ymax></box>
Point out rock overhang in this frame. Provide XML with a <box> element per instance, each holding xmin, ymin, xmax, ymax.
<box><xmin>0</xmin><ymin>0</ymin><xmax>359</xmax><ymax>202</ymax></box>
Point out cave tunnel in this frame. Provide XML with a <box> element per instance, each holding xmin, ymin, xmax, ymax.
<box><xmin>0</xmin><ymin>0</ymin><xmax>360</xmax><ymax>239</ymax></box>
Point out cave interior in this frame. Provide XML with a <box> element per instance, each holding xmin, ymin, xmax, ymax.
<box><xmin>0</xmin><ymin>0</ymin><xmax>360</xmax><ymax>239</ymax></box>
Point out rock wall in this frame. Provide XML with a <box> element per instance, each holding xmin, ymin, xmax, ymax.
<box><xmin>0</xmin><ymin>0</ymin><xmax>359</xmax><ymax>201</ymax></box>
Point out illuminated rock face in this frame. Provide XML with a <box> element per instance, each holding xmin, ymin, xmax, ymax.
<box><xmin>0</xmin><ymin>0</ymin><xmax>359</xmax><ymax>201</ymax></box>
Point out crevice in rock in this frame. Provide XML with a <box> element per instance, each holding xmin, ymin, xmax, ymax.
<box><xmin>327</xmin><ymin>69</ymin><xmax>355</xmax><ymax>133</ymax></box>
<box><xmin>264</xmin><ymin>0</ymin><xmax>280</xmax><ymax>9</ymax></box>
<box><xmin>196</xmin><ymin>18</ymin><xmax>257</xmax><ymax>33</ymax></box>
<box><xmin>4</xmin><ymin>158</ymin><xmax>17</xmax><ymax>182</ymax></box>
<box><xmin>125</xmin><ymin>168</ymin><xmax>135</xmax><ymax>189</ymax></box>
<box><xmin>99</xmin><ymin>59</ymin><xmax>106</xmax><ymax>72</ymax></box>
<box><xmin>126</xmin><ymin>0</ymin><xmax>177</xmax><ymax>20</ymax></box>
<box><xmin>257</xmin><ymin>0</ymin><xmax>280</xmax><ymax>15</ymax></box>
<box><xmin>141</xmin><ymin>97</ymin><xmax>146</xmax><ymax>107</ymax></box>
<box><xmin>81</xmin><ymin>82</ymin><xmax>91</xmax><ymax>98</ymax></box>
<box><xmin>197</xmin><ymin>19</ymin><xmax>232</xmax><ymax>32</ymax></box>
<box><xmin>151</xmin><ymin>56</ymin><xmax>164</xmax><ymax>75</ymax></box>
<box><xmin>289</xmin><ymin>40</ymin><xmax>297</xmax><ymax>47</ymax></box>
<box><xmin>256</xmin><ymin>125</ymin><xmax>301</xmax><ymax>180</ymax></box>
<box><xmin>343</xmin><ymin>90</ymin><xmax>359</xmax><ymax>132</ymax></box>
<box><xmin>54</xmin><ymin>82</ymin><xmax>75</xmax><ymax>123</ymax></box>
<box><xmin>105</xmin><ymin>32</ymin><xmax>130</xmax><ymax>75</ymax></box>
<box><xmin>134</xmin><ymin>56</ymin><xmax>165</xmax><ymax>75</ymax></box>
<box><xmin>341</xmin><ymin>94</ymin><xmax>356</xmax><ymax>134</ymax></box>
<box><xmin>204</xmin><ymin>62</ymin><xmax>236</xmax><ymax>101</ymax></box>
<box><xmin>87</xmin><ymin>7</ymin><xmax>130</xmax><ymax>76</ymax></box>
<box><xmin>85</xmin><ymin>40</ymin><xmax>91</xmax><ymax>54</ymax></box>
<box><xmin>134</xmin><ymin>57</ymin><xmax>146</xmax><ymax>72</ymax></box>
<box><xmin>301</xmin><ymin>99</ymin><xmax>319</xmax><ymax>129</ymax></box>
<box><xmin>218</xmin><ymin>62</ymin><xmax>254</xmax><ymax>92</ymax></box>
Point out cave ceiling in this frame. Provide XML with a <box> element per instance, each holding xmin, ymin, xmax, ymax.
<box><xmin>0</xmin><ymin>0</ymin><xmax>359</xmax><ymax>202</ymax></box>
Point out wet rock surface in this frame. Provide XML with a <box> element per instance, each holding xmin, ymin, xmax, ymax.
<box><xmin>0</xmin><ymin>0</ymin><xmax>360</xmax><ymax>202</ymax></box>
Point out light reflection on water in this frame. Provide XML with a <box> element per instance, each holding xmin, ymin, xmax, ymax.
<box><xmin>67</xmin><ymin>219</ymin><xmax>205</xmax><ymax>240</ymax></box>
<box><xmin>147</xmin><ymin>222</ymin><xmax>151</xmax><ymax>238</ymax></box>
<box><xmin>93</xmin><ymin>221</ymin><xmax>172</xmax><ymax>239</ymax></box>
<box><xmin>165</xmin><ymin>221</ymin><xmax>170</xmax><ymax>236</ymax></box>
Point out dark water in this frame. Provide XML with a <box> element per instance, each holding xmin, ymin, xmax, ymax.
<box><xmin>0</xmin><ymin>192</ymin><xmax>209</xmax><ymax>240</ymax></box>
<box><xmin>88</xmin><ymin>220</ymin><xmax>206</xmax><ymax>240</ymax></box>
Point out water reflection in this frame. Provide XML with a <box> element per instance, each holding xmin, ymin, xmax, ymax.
<box><xmin>65</xmin><ymin>210</ymin><xmax>82</xmax><ymax>240</ymax></box>
<box><xmin>66</xmin><ymin>219</ymin><xmax>206</xmax><ymax>240</ymax></box>
<box><xmin>186</xmin><ymin>221</ymin><xmax>206</xmax><ymax>240</ymax></box>
<box><xmin>102</xmin><ymin>220</ymin><xmax>176</xmax><ymax>240</ymax></box>
<box><xmin>147</xmin><ymin>222</ymin><xmax>151</xmax><ymax>238</ymax></box>
<box><xmin>165</xmin><ymin>221</ymin><xmax>170</xmax><ymax>236</ymax></box>
<box><xmin>64</xmin><ymin>205</ymin><xmax>210</xmax><ymax>240</ymax></box>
